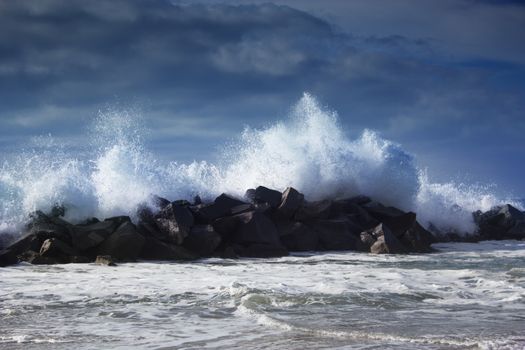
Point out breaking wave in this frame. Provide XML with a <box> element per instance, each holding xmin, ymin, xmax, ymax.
<box><xmin>0</xmin><ymin>93</ymin><xmax>520</xmax><ymax>235</ymax></box>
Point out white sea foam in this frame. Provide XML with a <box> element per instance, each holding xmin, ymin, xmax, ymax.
<box><xmin>0</xmin><ymin>93</ymin><xmax>521</xmax><ymax>235</ymax></box>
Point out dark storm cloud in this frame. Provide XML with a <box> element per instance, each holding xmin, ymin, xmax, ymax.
<box><xmin>0</xmin><ymin>0</ymin><xmax>524</xmax><ymax>192</ymax></box>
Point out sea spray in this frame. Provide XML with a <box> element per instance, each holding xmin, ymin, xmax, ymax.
<box><xmin>0</xmin><ymin>93</ymin><xmax>521</xmax><ymax>235</ymax></box>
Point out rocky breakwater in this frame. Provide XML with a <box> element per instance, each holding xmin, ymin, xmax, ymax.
<box><xmin>1</xmin><ymin>186</ymin><xmax>524</xmax><ymax>267</ymax></box>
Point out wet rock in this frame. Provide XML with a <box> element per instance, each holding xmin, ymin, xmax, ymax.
<box><xmin>399</xmin><ymin>221</ymin><xmax>435</xmax><ymax>253</ymax></box>
<box><xmin>152</xmin><ymin>195</ymin><xmax>170</xmax><ymax>209</ymax></box>
<box><xmin>0</xmin><ymin>249</ymin><xmax>18</xmax><ymax>267</ymax></box>
<box><xmin>40</xmin><ymin>238</ymin><xmax>78</xmax><ymax>258</ymax></box>
<box><xmin>95</xmin><ymin>255</ymin><xmax>117</xmax><ymax>266</ymax></box>
<box><xmin>360</xmin><ymin>231</ymin><xmax>376</xmax><ymax>249</ymax></box>
<box><xmin>278</xmin><ymin>221</ymin><xmax>318</xmax><ymax>251</ymax></box>
<box><xmin>193</xmin><ymin>195</ymin><xmax>202</xmax><ymax>205</ymax></box>
<box><xmin>295</xmin><ymin>200</ymin><xmax>333</xmax><ymax>222</ymax></box>
<box><xmin>277</xmin><ymin>187</ymin><xmax>304</xmax><ymax>218</ymax></box>
<box><xmin>70</xmin><ymin>220</ymin><xmax>118</xmax><ymax>251</ymax></box>
<box><xmin>363</xmin><ymin>202</ymin><xmax>406</xmax><ymax>222</ymax></box>
<box><xmin>313</xmin><ymin>219</ymin><xmax>363</xmax><ymax>251</ymax></box>
<box><xmin>155</xmin><ymin>203</ymin><xmax>194</xmax><ymax>244</ymax></box>
<box><xmin>239</xmin><ymin>244</ymin><xmax>288</xmax><ymax>258</ymax></box>
<box><xmin>232</xmin><ymin>211</ymin><xmax>282</xmax><ymax>247</ymax></box>
<box><xmin>253</xmin><ymin>186</ymin><xmax>282</xmax><ymax>208</ymax></box>
<box><xmin>230</xmin><ymin>203</ymin><xmax>254</xmax><ymax>216</ymax></box>
<box><xmin>69</xmin><ymin>255</ymin><xmax>91</xmax><ymax>263</ymax></box>
<box><xmin>96</xmin><ymin>222</ymin><xmax>145</xmax><ymax>261</ymax></box>
<box><xmin>474</xmin><ymin>204</ymin><xmax>525</xmax><ymax>240</ymax></box>
<box><xmin>369</xmin><ymin>223</ymin><xmax>407</xmax><ymax>254</ymax></box>
<box><xmin>194</xmin><ymin>194</ymin><xmax>247</xmax><ymax>222</ymax></box>
<box><xmin>182</xmin><ymin>225</ymin><xmax>222</xmax><ymax>257</ymax></box>
<box><xmin>19</xmin><ymin>250</ymin><xmax>59</xmax><ymax>265</ymax></box>
<box><xmin>140</xmin><ymin>236</ymin><xmax>198</xmax><ymax>260</ymax></box>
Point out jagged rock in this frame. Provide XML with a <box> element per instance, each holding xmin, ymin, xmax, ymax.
<box><xmin>399</xmin><ymin>221</ymin><xmax>435</xmax><ymax>253</ymax></box>
<box><xmin>230</xmin><ymin>203</ymin><xmax>254</xmax><ymax>216</ymax></box>
<box><xmin>0</xmin><ymin>249</ymin><xmax>18</xmax><ymax>267</ymax></box>
<box><xmin>295</xmin><ymin>200</ymin><xmax>333</xmax><ymax>221</ymax></box>
<box><xmin>26</xmin><ymin>211</ymin><xmax>72</xmax><ymax>244</ymax></box>
<box><xmin>69</xmin><ymin>255</ymin><xmax>91</xmax><ymax>263</ymax></box>
<box><xmin>360</xmin><ymin>231</ymin><xmax>376</xmax><ymax>249</ymax></box>
<box><xmin>277</xmin><ymin>187</ymin><xmax>304</xmax><ymax>218</ymax></box>
<box><xmin>313</xmin><ymin>219</ymin><xmax>363</xmax><ymax>251</ymax></box>
<box><xmin>95</xmin><ymin>255</ymin><xmax>117</xmax><ymax>266</ymax></box>
<box><xmin>194</xmin><ymin>195</ymin><xmax>202</xmax><ymax>205</ymax></box>
<box><xmin>239</xmin><ymin>244</ymin><xmax>288</xmax><ymax>258</ymax></box>
<box><xmin>96</xmin><ymin>222</ymin><xmax>145</xmax><ymax>261</ymax></box>
<box><xmin>70</xmin><ymin>220</ymin><xmax>118</xmax><ymax>251</ymax></box>
<box><xmin>140</xmin><ymin>236</ymin><xmax>197</xmax><ymax>260</ymax></box>
<box><xmin>369</xmin><ymin>223</ymin><xmax>407</xmax><ymax>254</ymax></box>
<box><xmin>232</xmin><ymin>211</ymin><xmax>282</xmax><ymax>247</ymax></box>
<box><xmin>182</xmin><ymin>225</ymin><xmax>222</xmax><ymax>257</ymax></box>
<box><xmin>474</xmin><ymin>204</ymin><xmax>525</xmax><ymax>239</ymax></box>
<box><xmin>253</xmin><ymin>186</ymin><xmax>282</xmax><ymax>208</ymax></box>
<box><xmin>155</xmin><ymin>203</ymin><xmax>194</xmax><ymax>244</ymax></box>
<box><xmin>333</xmin><ymin>200</ymin><xmax>378</xmax><ymax>229</ymax></box>
<box><xmin>363</xmin><ymin>202</ymin><xmax>406</xmax><ymax>222</ymax></box>
<box><xmin>40</xmin><ymin>238</ymin><xmax>78</xmax><ymax>257</ymax></box>
<box><xmin>19</xmin><ymin>250</ymin><xmax>59</xmax><ymax>265</ymax></box>
<box><xmin>152</xmin><ymin>195</ymin><xmax>170</xmax><ymax>209</ymax></box>
<box><xmin>194</xmin><ymin>194</ymin><xmax>247</xmax><ymax>222</ymax></box>
<box><xmin>277</xmin><ymin>221</ymin><xmax>318</xmax><ymax>251</ymax></box>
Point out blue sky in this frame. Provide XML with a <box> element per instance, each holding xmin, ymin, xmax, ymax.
<box><xmin>0</xmin><ymin>0</ymin><xmax>524</xmax><ymax>195</ymax></box>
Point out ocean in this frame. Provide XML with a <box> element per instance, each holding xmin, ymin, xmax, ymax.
<box><xmin>1</xmin><ymin>241</ymin><xmax>524</xmax><ymax>349</ymax></box>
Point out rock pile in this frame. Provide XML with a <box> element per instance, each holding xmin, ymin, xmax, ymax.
<box><xmin>1</xmin><ymin>186</ymin><xmax>523</xmax><ymax>267</ymax></box>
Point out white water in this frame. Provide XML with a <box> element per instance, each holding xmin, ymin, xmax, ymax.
<box><xmin>0</xmin><ymin>93</ymin><xmax>521</xmax><ymax>236</ymax></box>
<box><xmin>1</xmin><ymin>241</ymin><xmax>524</xmax><ymax>349</ymax></box>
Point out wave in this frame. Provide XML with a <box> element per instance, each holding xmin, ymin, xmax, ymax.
<box><xmin>0</xmin><ymin>93</ymin><xmax>521</xmax><ymax>235</ymax></box>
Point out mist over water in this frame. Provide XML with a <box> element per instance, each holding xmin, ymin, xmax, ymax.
<box><xmin>0</xmin><ymin>93</ymin><xmax>521</xmax><ymax>235</ymax></box>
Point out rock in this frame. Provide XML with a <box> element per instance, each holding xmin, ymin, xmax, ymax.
<box><xmin>40</xmin><ymin>238</ymin><xmax>78</xmax><ymax>257</ymax></box>
<box><xmin>140</xmin><ymin>236</ymin><xmax>198</xmax><ymax>260</ymax></box>
<box><xmin>277</xmin><ymin>222</ymin><xmax>318</xmax><ymax>251</ymax></box>
<box><xmin>363</xmin><ymin>202</ymin><xmax>406</xmax><ymax>222</ymax></box>
<box><xmin>253</xmin><ymin>186</ymin><xmax>282</xmax><ymax>208</ymax></box>
<box><xmin>155</xmin><ymin>203</ymin><xmax>194</xmax><ymax>244</ymax></box>
<box><xmin>277</xmin><ymin>187</ymin><xmax>304</xmax><ymax>218</ymax></box>
<box><xmin>333</xmin><ymin>200</ymin><xmax>378</xmax><ymax>229</ymax></box>
<box><xmin>137</xmin><ymin>221</ymin><xmax>165</xmax><ymax>240</ymax></box>
<box><xmin>26</xmin><ymin>211</ymin><xmax>72</xmax><ymax>244</ymax></box>
<box><xmin>399</xmin><ymin>221</ymin><xmax>435</xmax><ymax>253</ymax></box>
<box><xmin>96</xmin><ymin>222</ymin><xmax>145</xmax><ymax>261</ymax></box>
<box><xmin>381</xmin><ymin>212</ymin><xmax>417</xmax><ymax>237</ymax></box>
<box><xmin>69</xmin><ymin>255</ymin><xmax>91</xmax><ymax>263</ymax></box>
<box><xmin>0</xmin><ymin>249</ymin><xmax>18</xmax><ymax>267</ymax></box>
<box><xmin>239</xmin><ymin>244</ymin><xmax>289</xmax><ymax>258</ymax></box>
<box><xmin>95</xmin><ymin>255</ymin><xmax>117</xmax><ymax>266</ymax></box>
<box><xmin>369</xmin><ymin>223</ymin><xmax>407</xmax><ymax>254</ymax></box>
<box><xmin>182</xmin><ymin>225</ymin><xmax>222</xmax><ymax>257</ymax></box>
<box><xmin>152</xmin><ymin>195</ymin><xmax>170</xmax><ymax>209</ymax></box>
<box><xmin>295</xmin><ymin>200</ymin><xmax>333</xmax><ymax>222</ymax></box>
<box><xmin>232</xmin><ymin>211</ymin><xmax>282</xmax><ymax>247</ymax></box>
<box><xmin>194</xmin><ymin>194</ymin><xmax>247</xmax><ymax>222</ymax></box>
<box><xmin>313</xmin><ymin>219</ymin><xmax>363</xmax><ymax>251</ymax></box>
<box><xmin>70</xmin><ymin>220</ymin><xmax>118</xmax><ymax>251</ymax></box>
<box><xmin>194</xmin><ymin>195</ymin><xmax>202</xmax><ymax>205</ymax></box>
<box><xmin>230</xmin><ymin>203</ymin><xmax>254</xmax><ymax>216</ymax></box>
<box><xmin>360</xmin><ymin>231</ymin><xmax>376</xmax><ymax>249</ymax></box>
<box><xmin>19</xmin><ymin>250</ymin><xmax>59</xmax><ymax>265</ymax></box>
<box><xmin>474</xmin><ymin>204</ymin><xmax>525</xmax><ymax>240</ymax></box>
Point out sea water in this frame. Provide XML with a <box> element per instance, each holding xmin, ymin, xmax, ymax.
<box><xmin>0</xmin><ymin>241</ymin><xmax>524</xmax><ymax>349</ymax></box>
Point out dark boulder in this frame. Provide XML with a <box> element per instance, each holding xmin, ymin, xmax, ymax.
<box><xmin>155</xmin><ymin>203</ymin><xmax>194</xmax><ymax>244</ymax></box>
<box><xmin>253</xmin><ymin>186</ymin><xmax>282</xmax><ymax>208</ymax></box>
<box><xmin>96</xmin><ymin>222</ymin><xmax>145</xmax><ymax>261</ymax></box>
<box><xmin>295</xmin><ymin>200</ymin><xmax>333</xmax><ymax>222</ymax></box>
<box><xmin>193</xmin><ymin>194</ymin><xmax>247</xmax><ymax>222</ymax></box>
<box><xmin>230</xmin><ymin>203</ymin><xmax>254</xmax><ymax>216</ymax></box>
<box><xmin>277</xmin><ymin>187</ymin><xmax>304</xmax><ymax>218</ymax></box>
<box><xmin>277</xmin><ymin>221</ymin><xmax>318</xmax><ymax>251</ymax></box>
<box><xmin>363</xmin><ymin>202</ymin><xmax>406</xmax><ymax>222</ymax></box>
<box><xmin>239</xmin><ymin>244</ymin><xmax>288</xmax><ymax>258</ymax></box>
<box><xmin>182</xmin><ymin>225</ymin><xmax>222</xmax><ymax>257</ymax></box>
<box><xmin>369</xmin><ymin>223</ymin><xmax>407</xmax><ymax>254</ymax></box>
<box><xmin>19</xmin><ymin>250</ymin><xmax>59</xmax><ymax>265</ymax></box>
<box><xmin>232</xmin><ymin>211</ymin><xmax>282</xmax><ymax>247</ymax></box>
<box><xmin>474</xmin><ymin>204</ymin><xmax>525</xmax><ymax>240</ymax></box>
<box><xmin>40</xmin><ymin>238</ymin><xmax>78</xmax><ymax>258</ymax></box>
<box><xmin>95</xmin><ymin>255</ymin><xmax>117</xmax><ymax>266</ymax></box>
<box><xmin>140</xmin><ymin>236</ymin><xmax>197</xmax><ymax>261</ymax></box>
<box><xmin>70</xmin><ymin>220</ymin><xmax>118</xmax><ymax>251</ymax></box>
<box><xmin>399</xmin><ymin>221</ymin><xmax>435</xmax><ymax>253</ymax></box>
<box><xmin>152</xmin><ymin>195</ymin><xmax>170</xmax><ymax>209</ymax></box>
<box><xmin>360</xmin><ymin>231</ymin><xmax>376</xmax><ymax>250</ymax></box>
<box><xmin>333</xmin><ymin>200</ymin><xmax>378</xmax><ymax>229</ymax></box>
<box><xmin>0</xmin><ymin>249</ymin><xmax>18</xmax><ymax>267</ymax></box>
<box><xmin>313</xmin><ymin>219</ymin><xmax>363</xmax><ymax>251</ymax></box>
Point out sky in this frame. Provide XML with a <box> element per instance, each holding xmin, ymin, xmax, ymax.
<box><xmin>0</xmin><ymin>0</ymin><xmax>524</xmax><ymax>195</ymax></box>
